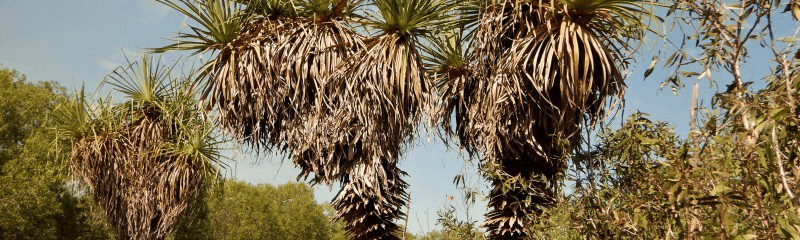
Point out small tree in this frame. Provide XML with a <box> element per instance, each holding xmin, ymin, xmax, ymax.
<box><xmin>55</xmin><ymin>56</ymin><xmax>223</xmax><ymax>240</ymax></box>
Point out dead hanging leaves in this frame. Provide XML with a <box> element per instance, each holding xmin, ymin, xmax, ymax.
<box><xmin>203</xmin><ymin>17</ymin><xmax>363</xmax><ymax>155</ymax></box>
<box><xmin>157</xmin><ymin>0</ymin><xmax>429</xmax><ymax>238</ymax></box>
<box><xmin>436</xmin><ymin>0</ymin><xmax>637</xmax><ymax>238</ymax></box>
<box><xmin>70</xmin><ymin>117</ymin><xmax>206</xmax><ymax>240</ymax></box>
<box><xmin>61</xmin><ymin>57</ymin><xmax>221</xmax><ymax>240</ymax></box>
<box><xmin>319</xmin><ymin>34</ymin><xmax>430</xmax><ymax>240</ymax></box>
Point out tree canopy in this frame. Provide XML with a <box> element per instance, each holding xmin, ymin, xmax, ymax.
<box><xmin>172</xmin><ymin>180</ymin><xmax>346</xmax><ymax>240</ymax></box>
<box><xmin>0</xmin><ymin>67</ymin><xmax>114</xmax><ymax>239</ymax></box>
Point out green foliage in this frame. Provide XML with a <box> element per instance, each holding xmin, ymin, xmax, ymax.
<box><xmin>532</xmin><ymin>102</ymin><xmax>800</xmax><ymax>238</ymax></box>
<box><xmin>0</xmin><ymin>69</ymin><xmax>63</xmax><ymax>168</ymax></box>
<box><xmin>0</xmin><ymin>67</ymin><xmax>113</xmax><ymax>239</ymax></box>
<box><xmin>366</xmin><ymin>0</ymin><xmax>456</xmax><ymax>37</ymax></box>
<box><xmin>424</xmin><ymin>207</ymin><xmax>483</xmax><ymax>240</ymax></box>
<box><xmin>529</xmin><ymin>68</ymin><xmax>800</xmax><ymax>239</ymax></box>
<box><xmin>152</xmin><ymin>0</ymin><xmax>248</xmax><ymax>55</ymax></box>
<box><xmin>172</xmin><ymin>180</ymin><xmax>346</xmax><ymax>240</ymax></box>
<box><xmin>0</xmin><ymin>138</ymin><xmax>113</xmax><ymax>240</ymax></box>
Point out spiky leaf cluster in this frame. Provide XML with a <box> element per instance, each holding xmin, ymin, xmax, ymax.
<box><xmin>55</xmin><ymin>57</ymin><xmax>222</xmax><ymax>240</ymax></box>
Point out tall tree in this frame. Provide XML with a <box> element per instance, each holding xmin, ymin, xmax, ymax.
<box><xmin>55</xmin><ymin>57</ymin><xmax>223</xmax><ymax>240</ymax></box>
<box><xmin>153</xmin><ymin>0</ymin><xmax>649</xmax><ymax>238</ymax></box>
<box><xmin>435</xmin><ymin>0</ymin><xmax>647</xmax><ymax>238</ymax></box>
<box><xmin>153</xmin><ymin>0</ymin><xmax>453</xmax><ymax>238</ymax></box>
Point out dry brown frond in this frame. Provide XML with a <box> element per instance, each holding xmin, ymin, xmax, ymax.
<box><xmin>470</xmin><ymin>1</ymin><xmax>543</xmax><ymax>94</ymax></box>
<box><xmin>202</xmin><ymin>17</ymin><xmax>299</xmax><ymax>151</ymax></box>
<box><xmin>433</xmin><ymin>65</ymin><xmax>475</xmax><ymax>146</ymax></box>
<box><xmin>288</xmin><ymin>33</ymin><xmax>430</xmax><ymax>182</ymax></box>
<box><xmin>203</xmin><ymin>17</ymin><xmax>362</xmax><ymax>153</ymax></box>
<box><xmin>440</xmin><ymin>0</ymin><xmax>628</xmax><ymax>238</ymax></box>
<box><xmin>332</xmin><ymin>158</ymin><xmax>409</xmax><ymax>240</ymax></box>
<box><xmin>287</xmin><ymin>34</ymin><xmax>430</xmax><ymax>238</ymax></box>
<box><xmin>70</xmin><ymin>111</ymin><xmax>213</xmax><ymax>240</ymax></box>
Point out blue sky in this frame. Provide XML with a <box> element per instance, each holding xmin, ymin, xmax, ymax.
<box><xmin>1</xmin><ymin>0</ymin><xmax>788</xmax><ymax>235</ymax></box>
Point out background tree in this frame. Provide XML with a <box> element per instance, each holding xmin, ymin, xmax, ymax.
<box><xmin>171</xmin><ymin>180</ymin><xmax>346</xmax><ymax>240</ymax></box>
<box><xmin>0</xmin><ymin>67</ymin><xmax>113</xmax><ymax>239</ymax></box>
<box><xmin>0</xmin><ymin>69</ymin><xmax>62</xmax><ymax>168</ymax></box>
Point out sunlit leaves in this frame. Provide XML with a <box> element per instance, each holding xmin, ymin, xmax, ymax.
<box><xmin>242</xmin><ymin>0</ymin><xmax>298</xmax><ymax>17</ymax></box>
<box><xmin>366</xmin><ymin>0</ymin><xmax>457</xmax><ymax>38</ymax></box>
<box><xmin>152</xmin><ymin>0</ymin><xmax>247</xmax><ymax>55</ymax></box>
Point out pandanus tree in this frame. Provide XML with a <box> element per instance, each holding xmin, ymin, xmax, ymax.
<box><xmin>433</xmin><ymin>0</ymin><xmax>646</xmax><ymax>238</ymax></box>
<box><xmin>54</xmin><ymin>56</ymin><xmax>223</xmax><ymax>240</ymax></box>
<box><xmin>322</xmin><ymin>1</ymin><xmax>455</xmax><ymax>238</ymax></box>
<box><xmin>152</xmin><ymin>0</ymin><xmax>364</xmax><ymax>181</ymax></box>
<box><xmin>154</xmin><ymin>0</ymin><xmax>453</xmax><ymax>238</ymax></box>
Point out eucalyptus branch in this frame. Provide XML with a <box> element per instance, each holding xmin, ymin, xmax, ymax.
<box><xmin>772</xmin><ymin>126</ymin><xmax>795</xmax><ymax>199</ymax></box>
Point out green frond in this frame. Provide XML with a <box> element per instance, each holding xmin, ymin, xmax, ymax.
<box><xmin>298</xmin><ymin>0</ymin><xmax>337</xmax><ymax>16</ymax></box>
<box><xmin>421</xmin><ymin>28</ymin><xmax>469</xmax><ymax>79</ymax></box>
<box><xmin>53</xmin><ymin>88</ymin><xmax>93</xmax><ymax>142</ymax></box>
<box><xmin>366</xmin><ymin>0</ymin><xmax>457</xmax><ymax>38</ymax></box>
<box><xmin>172</xmin><ymin>124</ymin><xmax>223</xmax><ymax>163</ymax></box>
<box><xmin>242</xmin><ymin>0</ymin><xmax>299</xmax><ymax>17</ymax></box>
<box><xmin>104</xmin><ymin>55</ymin><xmax>174</xmax><ymax>104</ymax></box>
<box><xmin>152</xmin><ymin>0</ymin><xmax>248</xmax><ymax>55</ymax></box>
<box><xmin>243</xmin><ymin>0</ymin><xmax>358</xmax><ymax>19</ymax></box>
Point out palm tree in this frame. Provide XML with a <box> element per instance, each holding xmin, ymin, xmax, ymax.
<box><xmin>434</xmin><ymin>0</ymin><xmax>646</xmax><ymax>238</ymax></box>
<box><xmin>154</xmin><ymin>0</ymin><xmax>454</xmax><ymax>238</ymax></box>
<box><xmin>153</xmin><ymin>0</ymin><xmax>362</xmax><ymax>184</ymax></box>
<box><xmin>321</xmin><ymin>0</ymin><xmax>456</xmax><ymax>238</ymax></box>
<box><xmin>55</xmin><ymin>56</ymin><xmax>223</xmax><ymax>240</ymax></box>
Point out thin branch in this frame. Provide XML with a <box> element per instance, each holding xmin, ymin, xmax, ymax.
<box><xmin>772</xmin><ymin>126</ymin><xmax>795</xmax><ymax>199</ymax></box>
